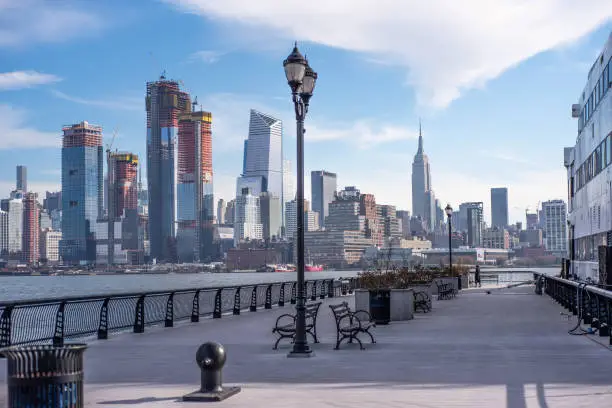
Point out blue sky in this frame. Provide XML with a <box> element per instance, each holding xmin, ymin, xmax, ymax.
<box><xmin>2</xmin><ymin>0</ymin><xmax>612</xmax><ymax>224</ymax></box>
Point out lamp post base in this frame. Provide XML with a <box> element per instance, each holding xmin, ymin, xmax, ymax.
<box><xmin>183</xmin><ymin>387</ymin><xmax>241</xmax><ymax>402</ymax></box>
<box><xmin>287</xmin><ymin>347</ymin><xmax>314</xmax><ymax>358</ymax></box>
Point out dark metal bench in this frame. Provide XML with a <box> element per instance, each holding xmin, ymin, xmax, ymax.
<box><xmin>435</xmin><ymin>280</ymin><xmax>455</xmax><ymax>300</ymax></box>
<box><xmin>272</xmin><ymin>302</ymin><xmax>322</xmax><ymax>349</ymax></box>
<box><xmin>329</xmin><ymin>301</ymin><xmax>375</xmax><ymax>350</ymax></box>
<box><xmin>414</xmin><ymin>291</ymin><xmax>431</xmax><ymax>313</ymax></box>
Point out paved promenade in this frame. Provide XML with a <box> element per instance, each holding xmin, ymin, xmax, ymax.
<box><xmin>2</xmin><ymin>285</ymin><xmax>612</xmax><ymax>407</ymax></box>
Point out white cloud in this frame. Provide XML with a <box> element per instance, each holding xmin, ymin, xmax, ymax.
<box><xmin>307</xmin><ymin>121</ymin><xmax>417</xmax><ymax>148</ymax></box>
<box><xmin>165</xmin><ymin>0</ymin><xmax>612</xmax><ymax>108</ymax></box>
<box><xmin>0</xmin><ymin>104</ymin><xmax>60</xmax><ymax>149</ymax></box>
<box><xmin>477</xmin><ymin>149</ymin><xmax>531</xmax><ymax>165</ymax></box>
<box><xmin>0</xmin><ymin>71</ymin><xmax>62</xmax><ymax>90</ymax></box>
<box><xmin>189</xmin><ymin>50</ymin><xmax>225</xmax><ymax>64</ymax></box>
<box><xmin>51</xmin><ymin>90</ymin><xmax>141</xmax><ymax>111</ymax></box>
<box><xmin>0</xmin><ymin>0</ymin><xmax>104</xmax><ymax>47</ymax></box>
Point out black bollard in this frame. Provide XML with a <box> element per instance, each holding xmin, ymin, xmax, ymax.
<box><xmin>183</xmin><ymin>342</ymin><xmax>241</xmax><ymax>402</ymax></box>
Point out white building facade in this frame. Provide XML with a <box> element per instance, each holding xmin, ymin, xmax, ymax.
<box><xmin>234</xmin><ymin>189</ymin><xmax>262</xmax><ymax>243</ymax></box>
<box><xmin>565</xmin><ymin>32</ymin><xmax>612</xmax><ymax>281</ymax></box>
<box><xmin>542</xmin><ymin>200</ymin><xmax>567</xmax><ymax>255</ymax></box>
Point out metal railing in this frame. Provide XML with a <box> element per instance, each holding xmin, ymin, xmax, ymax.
<box><xmin>535</xmin><ymin>273</ymin><xmax>612</xmax><ymax>343</ymax></box>
<box><xmin>0</xmin><ymin>278</ymin><xmax>358</xmax><ymax>348</ymax></box>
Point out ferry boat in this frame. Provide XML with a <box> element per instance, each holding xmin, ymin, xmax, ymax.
<box><xmin>305</xmin><ymin>264</ymin><xmax>324</xmax><ymax>272</ymax></box>
<box><xmin>566</xmin><ymin>32</ymin><xmax>612</xmax><ymax>282</ymax></box>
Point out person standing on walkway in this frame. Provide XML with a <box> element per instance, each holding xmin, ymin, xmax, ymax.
<box><xmin>475</xmin><ymin>265</ymin><xmax>481</xmax><ymax>287</ymax></box>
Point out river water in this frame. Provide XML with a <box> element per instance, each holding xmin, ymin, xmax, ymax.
<box><xmin>0</xmin><ymin>271</ymin><xmax>360</xmax><ymax>302</ymax></box>
<box><xmin>0</xmin><ymin>268</ymin><xmax>550</xmax><ymax>303</ymax></box>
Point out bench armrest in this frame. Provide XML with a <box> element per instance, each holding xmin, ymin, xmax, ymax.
<box><xmin>273</xmin><ymin>313</ymin><xmax>296</xmax><ymax>331</ymax></box>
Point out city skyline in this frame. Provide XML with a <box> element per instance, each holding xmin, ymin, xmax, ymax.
<box><xmin>3</xmin><ymin>1</ymin><xmax>612</xmax><ymax>224</ymax></box>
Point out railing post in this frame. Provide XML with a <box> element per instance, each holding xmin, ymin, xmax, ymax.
<box><xmin>319</xmin><ymin>280</ymin><xmax>326</xmax><ymax>299</ymax></box>
<box><xmin>278</xmin><ymin>283</ymin><xmax>286</xmax><ymax>307</ymax></box>
<box><xmin>233</xmin><ymin>287</ymin><xmax>241</xmax><ymax>315</ymax></box>
<box><xmin>290</xmin><ymin>282</ymin><xmax>297</xmax><ymax>304</ymax></box>
<box><xmin>583</xmin><ymin>288</ymin><xmax>592</xmax><ymax>325</ymax></box>
<box><xmin>134</xmin><ymin>295</ymin><xmax>145</xmax><ymax>333</ymax></box>
<box><xmin>97</xmin><ymin>298</ymin><xmax>110</xmax><ymax>340</ymax></box>
<box><xmin>213</xmin><ymin>289</ymin><xmax>223</xmax><ymax>318</ymax></box>
<box><xmin>348</xmin><ymin>278</ymin><xmax>355</xmax><ymax>294</ymax></box>
<box><xmin>328</xmin><ymin>279</ymin><xmax>335</xmax><ymax>298</ymax></box>
<box><xmin>310</xmin><ymin>280</ymin><xmax>317</xmax><ymax>301</ymax></box>
<box><xmin>0</xmin><ymin>305</ymin><xmax>14</xmax><ymax>348</ymax></box>
<box><xmin>191</xmin><ymin>290</ymin><xmax>200</xmax><ymax>322</ymax></box>
<box><xmin>265</xmin><ymin>284</ymin><xmax>273</xmax><ymax>309</ymax></box>
<box><xmin>250</xmin><ymin>286</ymin><xmax>258</xmax><ymax>312</ymax></box>
<box><xmin>53</xmin><ymin>301</ymin><xmax>66</xmax><ymax>347</ymax></box>
<box><xmin>165</xmin><ymin>293</ymin><xmax>175</xmax><ymax>327</ymax></box>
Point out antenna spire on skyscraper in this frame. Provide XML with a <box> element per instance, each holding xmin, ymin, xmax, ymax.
<box><xmin>417</xmin><ymin>118</ymin><xmax>423</xmax><ymax>154</ymax></box>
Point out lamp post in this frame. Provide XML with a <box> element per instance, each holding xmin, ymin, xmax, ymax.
<box><xmin>284</xmin><ymin>42</ymin><xmax>317</xmax><ymax>358</ymax></box>
<box><xmin>445</xmin><ymin>204</ymin><xmax>453</xmax><ymax>275</ymax></box>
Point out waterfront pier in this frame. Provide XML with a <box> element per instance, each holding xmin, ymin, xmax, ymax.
<box><xmin>2</xmin><ymin>282</ymin><xmax>611</xmax><ymax>407</ymax></box>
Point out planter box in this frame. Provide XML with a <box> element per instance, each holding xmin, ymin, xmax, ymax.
<box><xmin>355</xmin><ymin>289</ymin><xmax>414</xmax><ymax>322</ymax></box>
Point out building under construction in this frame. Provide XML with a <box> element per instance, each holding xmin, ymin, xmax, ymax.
<box><xmin>146</xmin><ymin>75</ymin><xmax>191</xmax><ymax>262</ymax></box>
<box><xmin>60</xmin><ymin>121</ymin><xmax>103</xmax><ymax>265</ymax></box>
<box><xmin>176</xmin><ymin>109</ymin><xmax>214</xmax><ymax>262</ymax></box>
<box><xmin>22</xmin><ymin>192</ymin><xmax>39</xmax><ymax>264</ymax></box>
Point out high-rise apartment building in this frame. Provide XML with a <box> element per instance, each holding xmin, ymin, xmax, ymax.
<box><xmin>491</xmin><ymin>187</ymin><xmax>509</xmax><ymax>228</ymax></box>
<box><xmin>411</xmin><ymin>124</ymin><xmax>432</xmax><ymax>225</ymax></box>
<box><xmin>176</xmin><ymin>109</ymin><xmax>214</xmax><ymax>262</ymax></box>
<box><xmin>234</xmin><ymin>188</ymin><xmax>262</xmax><ymax>243</ymax></box>
<box><xmin>217</xmin><ymin>199</ymin><xmax>226</xmax><ymax>225</ymax></box>
<box><xmin>542</xmin><ymin>200</ymin><xmax>567</xmax><ymax>254</ymax></box>
<box><xmin>326</xmin><ymin>188</ymin><xmax>366</xmax><ymax>233</ymax></box>
<box><xmin>0</xmin><ymin>210</ymin><xmax>8</xmax><ymax>258</ymax></box>
<box><xmin>285</xmin><ymin>198</ymin><xmax>310</xmax><ymax>239</ymax></box>
<box><xmin>378</xmin><ymin>205</ymin><xmax>401</xmax><ymax>240</ymax></box>
<box><xmin>22</xmin><ymin>192</ymin><xmax>39</xmax><ymax>264</ymax></box>
<box><xmin>225</xmin><ymin>200</ymin><xmax>235</xmax><ymax>226</ymax></box>
<box><xmin>146</xmin><ymin>75</ymin><xmax>191</xmax><ymax>262</ymax></box>
<box><xmin>483</xmin><ymin>227</ymin><xmax>509</xmax><ymax>249</ymax></box>
<box><xmin>465</xmin><ymin>202</ymin><xmax>484</xmax><ymax>247</ymax></box>
<box><xmin>260</xmin><ymin>192</ymin><xmax>282</xmax><ymax>241</ymax></box>
<box><xmin>360</xmin><ymin>193</ymin><xmax>383</xmax><ymax>247</ymax></box>
<box><xmin>311</xmin><ymin>170</ymin><xmax>337</xmax><ymax>229</ymax></box>
<box><xmin>423</xmin><ymin>190</ymin><xmax>436</xmax><ymax>232</ymax></box>
<box><xmin>16</xmin><ymin>165</ymin><xmax>27</xmax><ymax>192</ymax></box>
<box><xmin>60</xmin><ymin>121</ymin><xmax>103</xmax><ymax>264</ymax></box>
<box><xmin>40</xmin><ymin>230</ymin><xmax>62</xmax><ymax>263</ymax></box>
<box><xmin>396</xmin><ymin>210</ymin><xmax>411</xmax><ymax>238</ymax></box>
<box><xmin>43</xmin><ymin>191</ymin><xmax>62</xmax><ymax>212</ymax></box>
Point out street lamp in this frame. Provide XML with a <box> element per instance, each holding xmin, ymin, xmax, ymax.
<box><xmin>445</xmin><ymin>204</ymin><xmax>453</xmax><ymax>275</ymax></box>
<box><xmin>284</xmin><ymin>42</ymin><xmax>317</xmax><ymax>358</ymax></box>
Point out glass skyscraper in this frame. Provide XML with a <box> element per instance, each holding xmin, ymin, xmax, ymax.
<box><xmin>60</xmin><ymin>121</ymin><xmax>103</xmax><ymax>264</ymax></box>
<box><xmin>491</xmin><ymin>187</ymin><xmax>509</xmax><ymax>228</ymax></box>
<box><xmin>146</xmin><ymin>75</ymin><xmax>191</xmax><ymax>262</ymax></box>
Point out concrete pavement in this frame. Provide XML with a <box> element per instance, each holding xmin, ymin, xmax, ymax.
<box><xmin>1</xmin><ymin>285</ymin><xmax>611</xmax><ymax>407</ymax></box>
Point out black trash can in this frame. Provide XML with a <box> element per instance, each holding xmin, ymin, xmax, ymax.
<box><xmin>1</xmin><ymin>344</ymin><xmax>87</xmax><ymax>408</ymax></box>
<box><xmin>457</xmin><ymin>276</ymin><xmax>462</xmax><ymax>291</ymax></box>
<box><xmin>368</xmin><ymin>290</ymin><xmax>391</xmax><ymax>325</ymax></box>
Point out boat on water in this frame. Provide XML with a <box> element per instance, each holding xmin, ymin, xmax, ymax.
<box><xmin>305</xmin><ymin>264</ymin><xmax>324</xmax><ymax>272</ymax></box>
<box><xmin>274</xmin><ymin>264</ymin><xmax>296</xmax><ymax>272</ymax></box>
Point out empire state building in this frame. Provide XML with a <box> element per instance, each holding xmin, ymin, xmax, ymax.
<box><xmin>411</xmin><ymin>123</ymin><xmax>435</xmax><ymax>231</ymax></box>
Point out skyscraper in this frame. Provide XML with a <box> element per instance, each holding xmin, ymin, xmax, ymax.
<box><xmin>110</xmin><ymin>153</ymin><xmax>138</xmax><ymax>218</ymax></box>
<box><xmin>0</xmin><ymin>210</ymin><xmax>8</xmax><ymax>258</ymax></box>
<box><xmin>234</xmin><ymin>188</ymin><xmax>263</xmax><ymax>243</ymax></box>
<box><xmin>176</xmin><ymin>109</ymin><xmax>214</xmax><ymax>262</ymax></box>
<box><xmin>241</xmin><ymin>110</ymin><xmax>283</xmax><ymax>198</ymax></box>
<box><xmin>60</xmin><ymin>121</ymin><xmax>103</xmax><ymax>264</ymax></box>
<box><xmin>411</xmin><ymin>123</ymin><xmax>432</xmax><ymax>226</ymax></box>
<box><xmin>491</xmin><ymin>187</ymin><xmax>509</xmax><ymax>228</ymax></box>
<box><xmin>311</xmin><ymin>170</ymin><xmax>337</xmax><ymax>229</ymax></box>
<box><xmin>466</xmin><ymin>202</ymin><xmax>484</xmax><ymax>247</ymax></box>
<box><xmin>22</xmin><ymin>192</ymin><xmax>39</xmax><ymax>264</ymax></box>
<box><xmin>260</xmin><ymin>192</ymin><xmax>281</xmax><ymax>241</ymax></box>
<box><xmin>542</xmin><ymin>200</ymin><xmax>567</xmax><ymax>254</ymax></box>
<box><xmin>217</xmin><ymin>199</ymin><xmax>226</xmax><ymax>225</ymax></box>
<box><xmin>16</xmin><ymin>165</ymin><xmax>27</xmax><ymax>192</ymax></box>
<box><xmin>146</xmin><ymin>75</ymin><xmax>191</xmax><ymax>262</ymax></box>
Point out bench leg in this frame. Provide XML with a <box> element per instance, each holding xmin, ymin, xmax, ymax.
<box><xmin>273</xmin><ymin>336</ymin><xmax>284</xmax><ymax>350</ymax></box>
<box><xmin>364</xmin><ymin>329</ymin><xmax>376</xmax><ymax>344</ymax></box>
<box><xmin>351</xmin><ymin>333</ymin><xmax>365</xmax><ymax>350</ymax></box>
